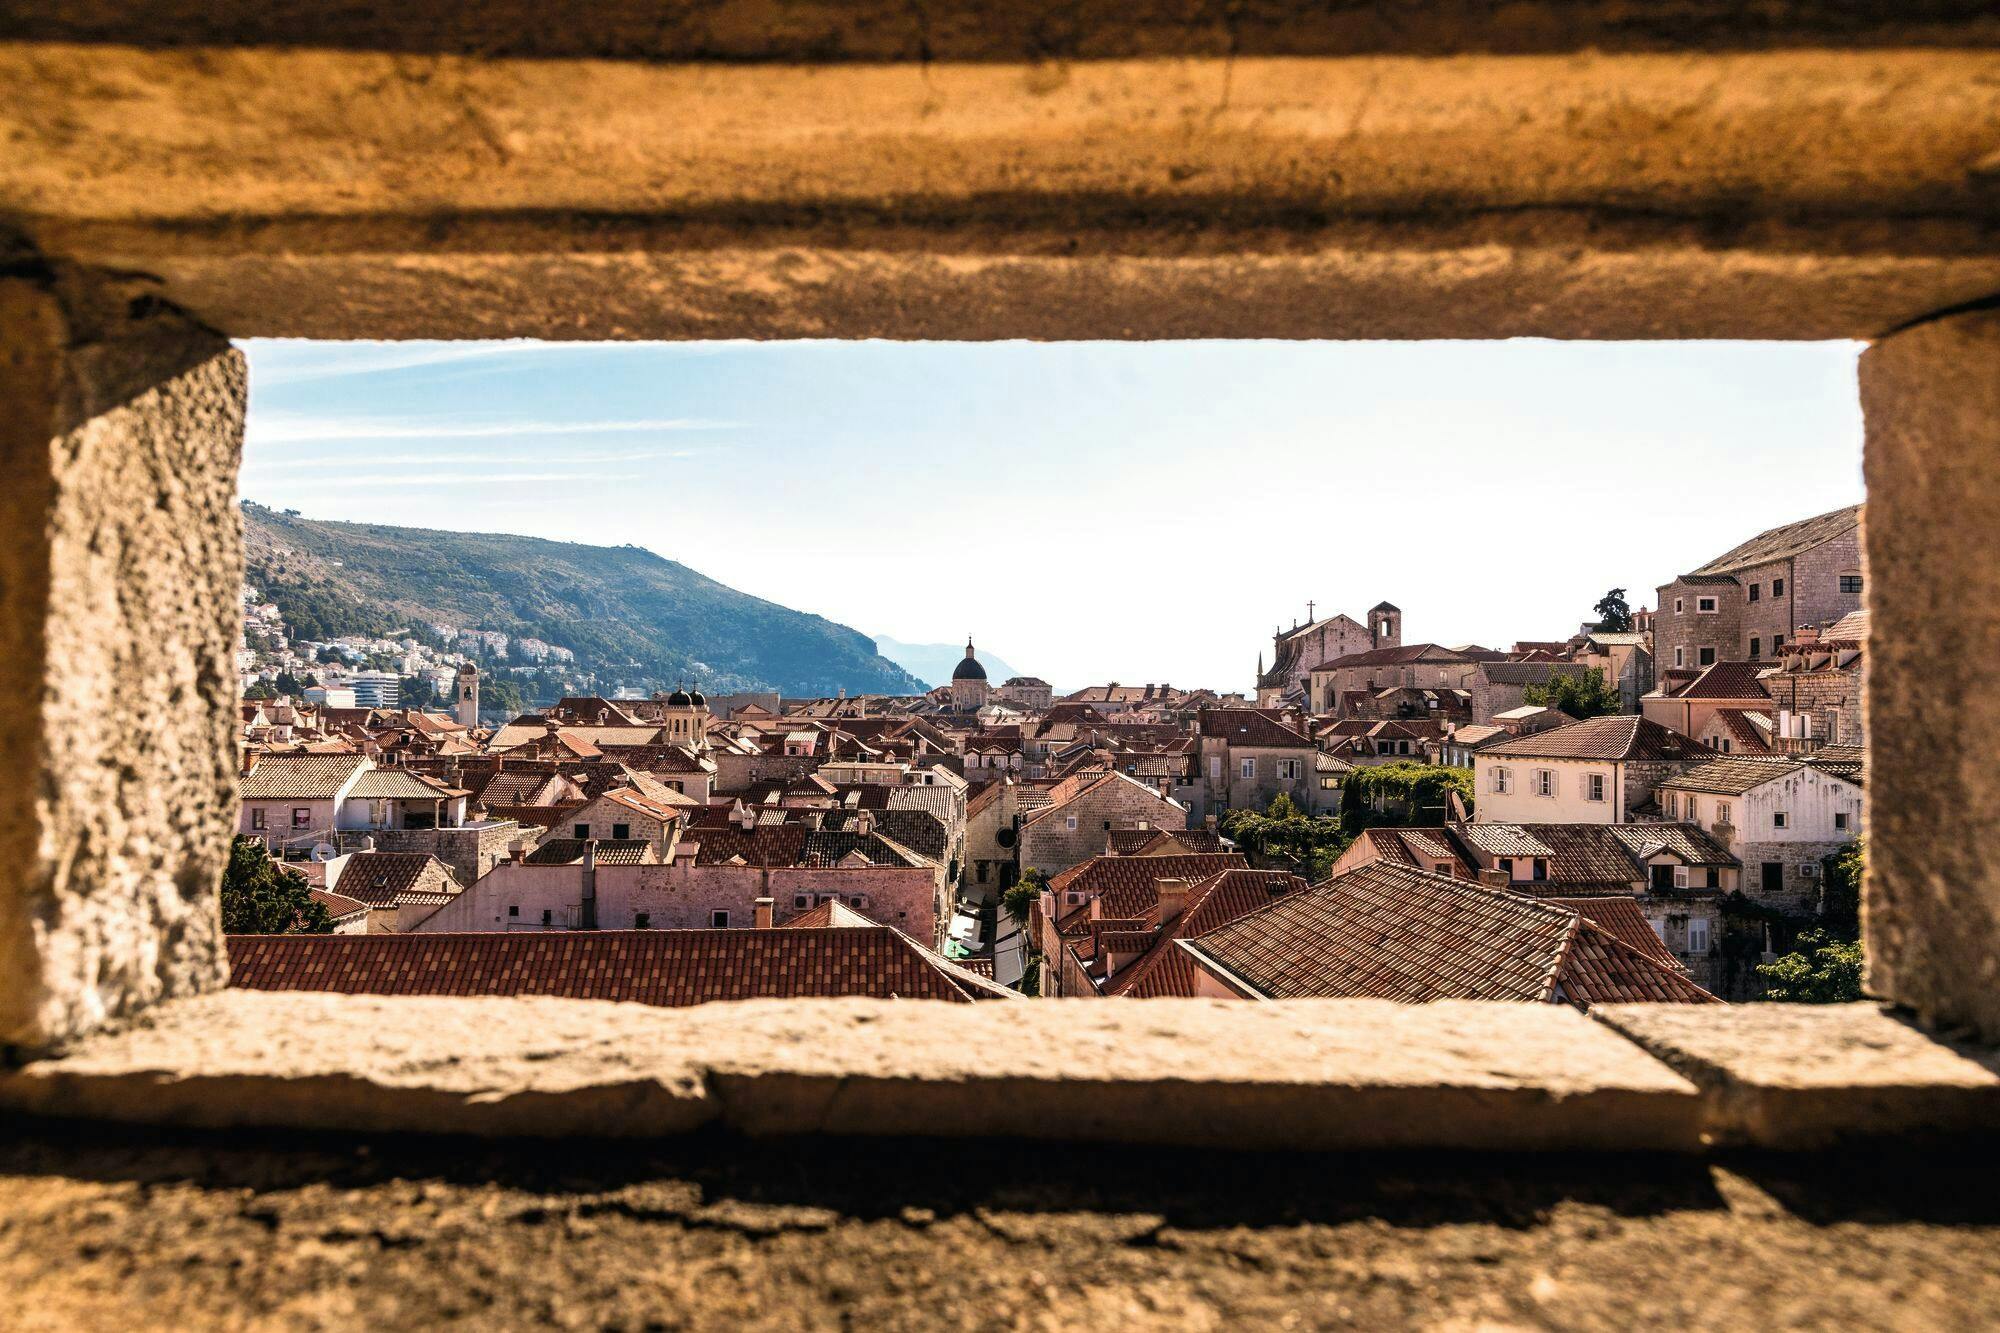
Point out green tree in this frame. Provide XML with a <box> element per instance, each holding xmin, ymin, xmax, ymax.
<box><xmin>1524</xmin><ymin>667</ymin><xmax>1622</xmax><ymax>720</ymax></box>
<box><xmin>1755</xmin><ymin>928</ymin><xmax>1864</xmax><ymax>1003</ymax></box>
<box><xmin>242</xmin><ymin>682</ymin><xmax>277</xmax><ymax>700</ymax></box>
<box><xmin>220</xmin><ymin>836</ymin><xmax>333</xmax><ymax>935</ymax></box>
<box><xmin>1820</xmin><ymin>836</ymin><xmax>1864</xmax><ymax>938</ymax></box>
<box><xmin>1002</xmin><ymin>868</ymin><xmax>1047</xmax><ymax>924</ymax></box>
<box><xmin>1338</xmin><ymin>762</ymin><xmax>1475</xmax><ymax>831</ymax></box>
<box><xmin>1224</xmin><ymin>795</ymin><xmax>1351</xmax><ymax>882</ymax></box>
<box><xmin>1593</xmin><ymin>588</ymin><xmax>1633</xmax><ymax>633</ymax></box>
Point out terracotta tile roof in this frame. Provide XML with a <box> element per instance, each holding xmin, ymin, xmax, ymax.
<box><xmin>476</xmin><ymin>772</ymin><xmax>567</xmax><ymax>807</ymax></box>
<box><xmin>1182</xmin><ymin>863</ymin><xmax>1716</xmax><ymax>1006</ymax></box>
<box><xmin>779</xmin><ymin>900</ymin><xmax>877</xmax><ymax>929</ymax></box>
<box><xmin>1541</xmin><ymin>896</ymin><xmax>1679</xmax><ymax>969</ymax></box>
<box><xmin>330</xmin><ymin>852</ymin><xmax>457</xmax><ymax>907</ymax></box>
<box><xmin>1712</xmin><ymin>709</ymin><xmax>1774</xmax><ymax>755</ymax></box>
<box><xmin>1050</xmin><ymin>852</ymin><xmax>1249</xmax><ymax>925</ymax></box>
<box><xmin>1480</xmin><ymin>715</ymin><xmax>1714</xmax><ymax>762</ymax></box>
<box><xmin>1606</xmin><ymin>823</ymin><xmax>1738</xmax><ymax>869</ymax></box>
<box><xmin>1688</xmin><ymin>504</ymin><xmax>1862</xmax><ymax>576</ymax></box>
<box><xmin>1554</xmin><ymin>926</ymin><xmax>1720</xmax><ymax>1005</ymax></box>
<box><xmin>1478</xmin><ymin>661</ymin><xmax>1590</xmax><ymax>686</ymax></box>
<box><xmin>1821</xmin><ymin>608</ymin><xmax>1870</xmax><ymax>642</ymax></box>
<box><xmin>226</xmin><ymin>928</ymin><xmax>1014</xmax><ymax>1005</ymax></box>
<box><xmin>1184</xmin><ymin>863</ymin><xmax>1578</xmax><ymax>1001</ymax></box>
<box><xmin>347</xmin><ymin>767</ymin><xmax>459</xmax><ymax>800</ymax></box>
<box><xmin>687</xmin><ymin>825</ymin><xmax>809</xmax><ymax>866</ymax></box>
<box><xmin>1107</xmin><ymin>869</ymin><xmax>1307</xmax><ymax>998</ymax></box>
<box><xmin>1355</xmin><ymin>828</ymin><xmax>1478</xmax><ymax>876</ymax></box>
<box><xmin>239</xmin><ymin>753</ymin><xmax>369</xmax><ymax>799</ymax></box>
<box><xmin>1106</xmin><ymin>828</ymin><xmax>1224</xmax><ymax>857</ymax></box>
<box><xmin>1671</xmin><ymin>660</ymin><xmax>1772</xmax><ymax>700</ymax></box>
<box><xmin>1658</xmin><ymin>755</ymin><xmax>1819</xmax><ymax>796</ymax></box>
<box><xmin>308</xmin><ymin>888</ymin><xmax>370</xmax><ymax>923</ymax></box>
<box><xmin>523</xmin><ymin>839</ymin><xmax>656</xmax><ymax>866</ymax></box>
<box><xmin>1195</xmin><ymin>708</ymin><xmax>1313</xmax><ymax>748</ymax></box>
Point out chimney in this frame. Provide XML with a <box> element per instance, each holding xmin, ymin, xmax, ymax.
<box><xmin>1204</xmin><ymin>813</ymin><xmax>1218</xmax><ymax>832</ymax></box>
<box><xmin>754</xmin><ymin>896</ymin><xmax>774</xmax><ymax>929</ymax></box>
<box><xmin>580</xmin><ymin>839</ymin><xmax>599</xmax><ymax>930</ymax></box>
<box><xmin>508</xmin><ymin>839</ymin><xmax>526</xmax><ymax>864</ymax></box>
<box><xmin>855</xmin><ymin>809</ymin><xmax>876</xmax><ymax>836</ymax></box>
<box><xmin>1479</xmin><ymin>867</ymin><xmax>1509</xmax><ymax>888</ymax></box>
<box><xmin>1156</xmin><ymin>877</ymin><xmax>1192</xmax><ymax>923</ymax></box>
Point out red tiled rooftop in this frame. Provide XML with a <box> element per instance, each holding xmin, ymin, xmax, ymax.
<box><xmin>226</xmin><ymin>928</ymin><xmax>1013</xmax><ymax>1006</ymax></box>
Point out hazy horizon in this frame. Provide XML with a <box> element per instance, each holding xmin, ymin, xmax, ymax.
<box><xmin>240</xmin><ymin>338</ymin><xmax>1866</xmax><ymax>693</ymax></box>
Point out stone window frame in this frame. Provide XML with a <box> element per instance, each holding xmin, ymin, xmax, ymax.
<box><xmin>3</xmin><ymin>28</ymin><xmax>1999</xmax><ymax>1151</ymax></box>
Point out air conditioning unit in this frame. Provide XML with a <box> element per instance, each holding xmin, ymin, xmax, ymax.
<box><xmin>1801</xmin><ymin>862</ymin><xmax>1820</xmax><ymax>878</ymax></box>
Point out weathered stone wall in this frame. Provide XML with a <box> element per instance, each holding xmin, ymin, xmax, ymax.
<box><xmin>1860</xmin><ymin>309</ymin><xmax>2000</xmax><ymax>1040</ymax></box>
<box><xmin>1792</xmin><ymin>525</ymin><xmax>1866</xmax><ymax>635</ymax></box>
<box><xmin>367</xmin><ymin>822</ymin><xmax>521</xmax><ymax>891</ymax></box>
<box><xmin>1654</xmin><ymin>579</ymin><xmax>1743</xmax><ymax>674</ymax></box>
<box><xmin>1017</xmin><ymin>780</ymin><xmax>1186</xmax><ymax>879</ymax></box>
<box><xmin>0</xmin><ymin>270</ymin><xmax>242</xmax><ymax>1053</ymax></box>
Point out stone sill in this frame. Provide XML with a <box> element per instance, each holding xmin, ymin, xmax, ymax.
<box><xmin>2</xmin><ymin>993</ymin><xmax>1995</xmax><ymax>1152</ymax></box>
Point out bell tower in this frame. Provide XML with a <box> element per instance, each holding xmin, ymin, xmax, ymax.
<box><xmin>453</xmin><ymin>661</ymin><xmax>479</xmax><ymax>728</ymax></box>
<box><xmin>1368</xmin><ymin>602</ymin><xmax>1402</xmax><ymax>648</ymax></box>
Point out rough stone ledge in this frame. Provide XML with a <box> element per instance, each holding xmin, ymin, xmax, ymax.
<box><xmin>0</xmin><ymin>991</ymin><xmax>1705</xmax><ymax>1152</ymax></box>
<box><xmin>1593</xmin><ymin>1002</ymin><xmax>2000</xmax><ymax>1149</ymax></box>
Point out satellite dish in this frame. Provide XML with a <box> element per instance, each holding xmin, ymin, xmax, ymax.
<box><xmin>311</xmin><ymin>842</ymin><xmax>338</xmax><ymax>862</ymax></box>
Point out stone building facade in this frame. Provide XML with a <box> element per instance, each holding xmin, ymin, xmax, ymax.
<box><xmin>418</xmin><ymin>858</ymin><xmax>945</xmax><ymax>943</ymax></box>
<box><xmin>1655</xmin><ymin>505</ymin><xmax>1863</xmax><ymax>673</ymax></box>
<box><xmin>1255</xmin><ymin>603</ymin><xmax>1398</xmax><ymax>706</ymax></box>
<box><xmin>1016</xmin><ymin>773</ymin><xmax>1188</xmax><ymax>880</ymax></box>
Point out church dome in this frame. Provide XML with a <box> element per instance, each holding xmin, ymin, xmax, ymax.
<box><xmin>952</xmin><ymin>638</ymin><xmax>987</xmax><ymax>682</ymax></box>
<box><xmin>666</xmin><ymin>687</ymin><xmax>694</xmax><ymax>706</ymax></box>
<box><xmin>687</xmin><ymin>689</ymin><xmax>706</xmax><ymax>706</ymax></box>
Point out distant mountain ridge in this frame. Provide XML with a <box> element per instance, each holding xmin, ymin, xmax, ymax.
<box><xmin>871</xmin><ymin>636</ymin><xmax>1024</xmax><ymax>690</ymax></box>
<box><xmin>242</xmin><ymin>504</ymin><xmax>926</xmax><ymax>699</ymax></box>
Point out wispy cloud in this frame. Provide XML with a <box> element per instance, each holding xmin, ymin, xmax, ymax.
<box><xmin>246</xmin><ymin>413</ymin><xmax>736</xmax><ymax>444</ymax></box>
<box><xmin>243</xmin><ymin>338</ymin><xmax>829</xmax><ymax>387</ymax></box>
<box><xmin>276</xmin><ymin>471</ymin><xmax>627</xmax><ymax>488</ymax></box>
<box><xmin>244</xmin><ymin>448</ymin><xmax>707</xmax><ymax>472</ymax></box>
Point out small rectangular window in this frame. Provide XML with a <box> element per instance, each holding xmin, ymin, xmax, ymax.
<box><xmin>293</xmin><ymin>807</ymin><xmax>312</xmax><ymax>828</ymax></box>
<box><xmin>634</xmin><ymin>912</ymin><xmax>650</xmax><ymax>929</ymax></box>
<box><xmin>251</xmin><ymin>809</ymin><xmax>267</xmax><ymax>830</ymax></box>
<box><xmin>1834</xmin><ymin>812</ymin><xmax>1849</xmax><ymax>831</ymax></box>
<box><xmin>1748</xmin><ymin>583</ymin><xmax>1760</xmax><ymax>602</ymax></box>
<box><xmin>710</xmin><ymin>910</ymin><xmax>730</xmax><ymax>928</ymax></box>
<box><xmin>1532</xmin><ymin>858</ymin><xmax>1548</xmax><ymax>882</ymax></box>
<box><xmin>1699</xmin><ymin>647</ymin><xmax>1717</xmax><ymax>667</ymax></box>
<box><xmin>1536</xmin><ymin>769</ymin><xmax>1554</xmax><ymax>797</ymax></box>
<box><xmin>1065</xmin><ymin>815</ymin><xmax>1077</xmax><ymax>831</ymax></box>
<box><xmin>1840</xmin><ymin>574</ymin><xmax>1863</xmax><ymax>594</ymax></box>
<box><xmin>611</xmin><ymin>823</ymin><xmax>630</xmax><ymax>840</ymax></box>
<box><xmin>1772</xmin><ymin>633</ymin><xmax>1784</xmax><ymax>651</ymax></box>
<box><xmin>541</xmin><ymin>908</ymin><xmax>553</xmax><ymax>925</ymax></box>
<box><xmin>1687</xmin><ymin>918</ymin><xmax>1710</xmax><ymax>953</ymax></box>
<box><xmin>1774</xmin><ymin>811</ymin><xmax>1789</xmax><ymax>829</ymax></box>
<box><xmin>1718</xmin><ymin>802</ymin><xmax>1731</xmax><ymax>824</ymax></box>
<box><xmin>1697</xmin><ymin>597</ymin><xmax>1718</xmax><ymax>613</ymax></box>
<box><xmin>508</xmin><ymin>905</ymin><xmax>519</xmax><ymax>917</ymax></box>
<box><xmin>573</xmin><ymin>823</ymin><xmax>589</xmax><ymax>839</ymax></box>
<box><xmin>1587</xmin><ymin>774</ymin><xmax>1606</xmax><ymax>802</ymax></box>
<box><xmin>1749</xmin><ymin>637</ymin><xmax>1761</xmax><ymax>658</ymax></box>
<box><xmin>1674</xmin><ymin>598</ymin><xmax>1684</xmax><ymax>614</ymax></box>
<box><xmin>1674</xmin><ymin>647</ymin><xmax>1685</xmax><ymax>668</ymax></box>
<box><xmin>1772</xmin><ymin>577</ymin><xmax>1785</xmax><ymax>596</ymax></box>
<box><xmin>1240</xmin><ymin>758</ymin><xmax>1256</xmax><ymax>779</ymax></box>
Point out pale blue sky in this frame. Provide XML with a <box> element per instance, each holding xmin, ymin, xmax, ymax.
<box><xmin>240</xmin><ymin>339</ymin><xmax>1865</xmax><ymax>691</ymax></box>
